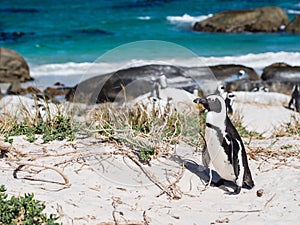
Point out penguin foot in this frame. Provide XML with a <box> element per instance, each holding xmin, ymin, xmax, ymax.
<box><xmin>214</xmin><ymin>179</ymin><xmax>226</xmax><ymax>187</ymax></box>
<box><xmin>226</xmin><ymin>186</ymin><xmax>241</xmax><ymax>195</ymax></box>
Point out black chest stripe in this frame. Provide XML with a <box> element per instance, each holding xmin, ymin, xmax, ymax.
<box><xmin>206</xmin><ymin>122</ymin><xmax>223</xmax><ymax>144</ymax></box>
<box><xmin>206</xmin><ymin>122</ymin><xmax>234</xmax><ymax>165</ymax></box>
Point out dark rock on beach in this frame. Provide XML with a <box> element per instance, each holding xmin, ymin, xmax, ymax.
<box><xmin>7</xmin><ymin>81</ymin><xmax>40</xmax><ymax>95</ymax></box>
<box><xmin>261</xmin><ymin>63</ymin><xmax>300</xmax><ymax>82</ymax></box>
<box><xmin>210</xmin><ymin>64</ymin><xmax>260</xmax><ymax>81</ymax></box>
<box><xmin>66</xmin><ymin>64</ymin><xmax>185</xmax><ymax>103</ymax></box>
<box><xmin>193</xmin><ymin>6</ymin><xmax>288</xmax><ymax>33</ymax></box>
<box><xmin>285</xmin><ymin>15</ymin><xmax>300</xmax><ymax>33</ymax></box>
<box><xmin>0</xmin><ymin>48</ymin><xmax>33</xmax><ymax>83</ymax></box>
<box><xmin>210</xmin><ymin>64</ymin><xmax>261</xmax><ymax>92</ymax></box>
<box><xmin>226</xmin><ymin>80</ymin><xmax>295</xmax><ymax>95</ymax></box>
<box><xmin>44</xmin><ymin>86</ymin><xmax>72</xmax><ymax>99</ymax></box>
<box><xmin>66</xmin><ymin>64</ymin><xmax>259</xmax><ymax>103</ymax></box>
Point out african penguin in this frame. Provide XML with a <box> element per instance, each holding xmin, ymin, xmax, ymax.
<box><xmin>216</xmin><ymin>84</ymin><xmax>227</xmax><ymax>100</ymax></box>
<box><xmin>288</xmin><ymin>84</ymin><xmax>300</xmax><ymax>112</ymax></box>
<box><xmin>225</xmin><ymin>92</ymin><xmax>236</xmax><ymax>115</ymax></box>
<box><xmin>251</xmin><ymin>86</ymin><xmax>269</xmax><ymax>92</ymax></box>
<box><xmin>193</xmin><ymin>94</ymin><xmax>254</xmax><ymax>194</ymax></box>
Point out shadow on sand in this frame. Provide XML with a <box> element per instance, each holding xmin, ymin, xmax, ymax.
<box><xmin>171</xmin><ymin>155</ymin><xmax>238</xmax><ymax>193</ymax></box>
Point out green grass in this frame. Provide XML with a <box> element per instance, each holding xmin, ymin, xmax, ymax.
<box><xmin>274</xmin><ymin>114</ymin><xmax>300</xmax><ymax>137</ymax></box>
<box><xmin>3</xmin><ymin>114</ymin><xmax>75</xmax><ymax>144</ymax></box>
<box><xmin>0</xmin><ymin>97</ymin><xmax>76</xmax><ymax>143</ymax></box>
<box><xmin>0</xmin><ymin>185</ymin><xmax>61</xmax><ymax>225</ymax></box>
<box><xmin>230</xmin><ymin>114</ymin><xmax>263</xmax><ymax>139</ymax></box>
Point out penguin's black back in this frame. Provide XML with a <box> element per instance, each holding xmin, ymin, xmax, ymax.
<box><xmin>223</xmin><ymin>117</ymin><xmax>254</xmax><ymax>189</ymax></box>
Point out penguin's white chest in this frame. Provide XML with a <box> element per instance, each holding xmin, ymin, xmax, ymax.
<box><xmin>205</xmin><ymin>127</ymin><xmax>236</xmax><ymax>181</ymax></box>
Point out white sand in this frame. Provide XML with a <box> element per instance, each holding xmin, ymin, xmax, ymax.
<box><xmin>233</xmin><ymin>92</ymin><xmax>299</xmax><ymax>137</ymax></box>
<box><xmin>0</xmin><ymin>91</ymin><xmax>299</xmax><ymax>224</ymax></box>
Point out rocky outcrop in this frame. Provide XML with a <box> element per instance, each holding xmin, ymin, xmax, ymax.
<box><xmin>225</xmin><ymin>80</ymin><xmax>295</xmax><ymax>95</ymax></box>
<box><xmin>0</xmin><ymin>48</ymin><xmax>33</xmax><ymax>83</ymax></box>
<box><xmin>193</xmin><ymin>6</ymin><xmax>288</xmax><ymax>33</ymax></box>
<box><xmin>209</xmin><ymin>64</ymin><xmax>260</xmax><ymax>81</ymax></box>
<box><xmin>209</xmin><ymin>64</ymin><xmax>261</xmax><ymax>92</ymax></box>
<box><xmin>66</xmin><ymin>64</ymin><xmax>183</xmax><ymax>104</ymax></box>
<box><xmin>44</xmin><ymin>87</ymin><xmax>70</xmax><ymax>97</ymax></box>
<box><xmin>66</xmin><ymin>64</ymin><xmax>259</xmax><ymax>103</ymax></box>
<box><xmin>261</xmin><ymin>63</ymin><xmax>300</xmax><ymax>82</ymax></box>
<box><xmin>7</xmin><ymin>81</ymin><xmax>40</xmax><ymax>95</ymax></box>
<box><xmin>285</xmin><ymin>15</ymin><xmax>300</xmax><ymax>33</ymax></box>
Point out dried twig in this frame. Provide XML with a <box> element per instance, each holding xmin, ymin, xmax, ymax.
<box><xmin>14</xmin><ymin>162</ymin><xmax>71</xmax><ymax>187</ymax></box>
<box><xmin>264</xmin><ymin>193</ymin><xmax>276</xmax><ymax>209</ymax></box>
<box><xmin>118</xmin><ymin>146</ymin><xmax>179</xmax><ymax>199</ymax></box>
<box><xmin>219</xmin><ymin>209</ymin><xmax>262</xmax><ymax>213</ymax></box>
<box><xmin>112</xmin><ymin>197</ymin><xmax>119</xmax><ymax>225</ymax></box>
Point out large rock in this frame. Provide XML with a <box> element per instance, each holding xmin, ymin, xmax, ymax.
<box><xmin>193</xmin><ymin>6</ymin><xmax>288</xmax><ymax>33</ymax></box>
<box><xmin>226</xmin><ymin>80</ymin><xmax>296</xmax><ymax>95</ymax></box>
<box><xmin>261</xmin><ymin>62</ymin><xmax>300</xmax><ymax>82</ymax></box>
<box><xmin>66</xmin><ymin>64</ymin><xmax>186</xmax><ymax>104</ymax></box>
<box><xmin>66</xmin><ymin>64</ymin><xmax>260</xmax><ymax>103</ymax></box>
<box><xmin>0</xmin><ymin>47</ymin><xmax>33</xmax><ymax>83</ymax></box>
<box><xmin>209</xmin><ymin>64</ymin><xmax>260</xmax><ymax>81</ymax></box>
<box><xmin>285</xmin><ymin>15</ymin><xmax>300</xmax><ymax>33</ymax></box>
<box><xmin>7</xmin><ymin>80</ymin><xmax>40</xmax><ymax>95</ymax></box>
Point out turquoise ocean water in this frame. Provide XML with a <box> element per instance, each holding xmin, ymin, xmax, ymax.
<box><xmin>1</xmin><ymin>0</ymin><xmax>300</xmax><ymax>85</ymax></box>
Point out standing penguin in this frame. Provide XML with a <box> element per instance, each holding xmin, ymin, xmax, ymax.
<box><xmin>216</xmin><ymin>84</ymin><xmax>227</xmax><ymax>100</ymax></box>
<box><xmin>193</xmin><ymin>94</ymin><xmax>254</xmax><ymax>194</ymax></box>
<box><xmin>288</xmin><ymin>84</ymin><xmax>300</xmax><ymax>112</ymax></box>
<box><xmin>225</xmin><ymin>92</ymin><xmax>236</xmax><ymax>115</ymax></box>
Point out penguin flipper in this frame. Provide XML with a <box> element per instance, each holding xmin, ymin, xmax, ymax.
<box><xmin>202</xmin><ymin>146</ymin><xmax>211</xmax><ymax>168</ymax></box>
<box><xmin>242</xmin><ymin>170</ymin><xmax>255</xmax><ymax>189</ymax></box>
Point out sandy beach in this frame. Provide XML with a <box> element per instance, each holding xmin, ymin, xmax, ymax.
<box><xmin>1</xmin><ymin>1</ymin><xmax>300</xmax><ymax>224</ymax></box>
<box><xmin>0</xmin><ymin>91</ymin><xmax>299</xmax><ymax>225</ymax></box>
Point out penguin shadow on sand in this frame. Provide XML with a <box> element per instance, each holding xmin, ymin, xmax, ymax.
<box><xmin>171</xmin><ymin>155</ymin><xmax>239</xmax><ymax>194</ymax></box>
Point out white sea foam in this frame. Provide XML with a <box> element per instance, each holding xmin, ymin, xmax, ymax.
<box><xmin>30</xmin><ymin>62</ymin><xmax>124</xmax><ymax>78</ymax></box>
<box><xmin>287</xmin><ymin>9</ymin><xmax>300</xmax><ymax>14</ymax></box>
<box><xmin>137</xmin><ymin>16</ymin><xmax>151</xmax><ymax>20</ymax></box>
<box><xmin>30</xmin><ymin>52</ymin><xmax>300</xmax><ymax>86</ymax></box>
<box><xmin>166</xmin><ymin>13</ymin><xmax>212</xmax><ymax>28</ymax></box>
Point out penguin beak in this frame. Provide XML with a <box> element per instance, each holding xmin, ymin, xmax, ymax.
<box><xmin>193</xmin><ymin>98</ymin><xmax>206</xmax><ymax>104</ymax></box>
<box><xmin>193</xmin><ymin>97</ymin><xmax>209</xmax><ymax>112</ymax></box>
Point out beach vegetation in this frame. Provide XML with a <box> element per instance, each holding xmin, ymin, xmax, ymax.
<box><xmin>89</xmin><ymin>101</ymin><xmax>208</xmax><ymax>163</ymax></box>
<box><xmin>230</xmin><ymin>112</ymin><xmax>263</xmax><ymax>139</ymax></box>
<box><xmin>0</xmin><ymin>185</ymin><xmax>61</xmax><ymax>225</ymax></box>
<box><xmin>2</xmin><ymin>114</ymin><xmax>75</xmax><ymax>143</ymax></box>
<box><xmin>274</xmin><ymin>114</ymin><xmax>300</xmax><ymax>137</ymax></box>
<box><xmin>0</xmin><ymin>96</ymin><xmax>76</xmax><ymax>144</ymax></box>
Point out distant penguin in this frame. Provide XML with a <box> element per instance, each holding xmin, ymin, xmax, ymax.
<box><xmin>225</xmin><ymin>92</ymin><xmax>236</xmax><ymax>115</ymax></box>
<box><xmin>288</xmin><ymin>84</ymin><xmax>300</xmax><ymax>112</ymax></box>
<box><xmin>251</xmin><ymin>86</ymin><xmax>269</xmax><ymax>92</ymax></box>
<box><xmin>150</xmin><ymin>75</ymin><xmax>168</xmax><ymax>99</ymax></box>
<box><xmin>224</xmin><ymin>70</ymin><xmax>248</xmax><ymax>83</ymax></box>
<box><xmin>216</xmin><ymin>84</ymin><xmax>227</xmax><ymax>100</ymax></box>
<box><xmin>238</xmin><ymin>70</ymin><xmax>245</xmax><ymax>79</ymax></box>
<box><xmin>259</xmin><ymin>86</ymin><xmax>269</xmax><ymax>92</ymax></box>
<box><xmin>193</xmin><ymin>95</ymin><xmax>254</xmax><ymax>194</ymax></box>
